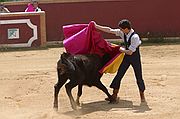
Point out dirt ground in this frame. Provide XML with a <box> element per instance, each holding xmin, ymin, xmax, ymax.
<box><xmin>0</xmin><ymin>44</ymin><xmax>180</xmax><ymax>119</ymax></box>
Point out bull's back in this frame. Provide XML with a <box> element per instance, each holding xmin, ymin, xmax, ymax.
<box><xmin>79</xmin><ymin>54</ymin><xmax>102</xmax><ymax>71</ymax></box>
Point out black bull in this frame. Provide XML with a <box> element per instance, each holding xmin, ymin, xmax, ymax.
<box><xmin>53</xmin><ymin>52</ymin><xmax>115</xmax><ymax>110</ymax></box>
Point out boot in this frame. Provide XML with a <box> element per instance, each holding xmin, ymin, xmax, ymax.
<box><xmin>105</xmin><ymin>89</ymin><xmax>119</xmax><ymax>101</ymax></box>
<box><xmin>140</xmin><ymin>91</ymin><xmax>146</xmax><ymax>102</ymax></box>
<box><xmin>112</xmin><ymin>89</ymin><xmax>119</xmax><ymax>99</ymax></box>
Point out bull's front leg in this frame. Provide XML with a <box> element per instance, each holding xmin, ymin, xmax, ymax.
<box><xmin>54</xmin><ymin>82</ymin><xmax>61</xmax><ymax>110</ymax></box>
<box><xmin>76</xmin><ymin>84</ymin><xmax>83</xmax><ymax>106</ymax></box>
<box><xmin>65</xmin><ymin>82</ymin><xmax>78</xmax><ymax>110</ymax></box>
<box><xmin>94</xmin><ymin>80</ymin><xmax>115</xmax><ymax>102</ymax></box>
<box><xmin>53</xmin><ymin>73</ymin><xmax>68</xmax><ymax>110</ymax></box>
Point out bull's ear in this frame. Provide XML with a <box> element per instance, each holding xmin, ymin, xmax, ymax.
<box><xmin>61</xmin><ymin>57</ymin><xmax>75</xmax><ymax>71</ymax></box>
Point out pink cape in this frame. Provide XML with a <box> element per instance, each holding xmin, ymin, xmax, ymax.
<box><xmin>63</xmin><ymin>21</ymin><xmax>124</xmax><ymax>74</ymax></box>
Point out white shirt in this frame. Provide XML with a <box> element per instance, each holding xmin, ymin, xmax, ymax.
<box><xmin>35</xmin><ymin>7</ymin><xmax>41</xmax><ymax>12</ymax></box>
<box><xmin>25</xmin><ymin>7</ymin><xmax>41</xmax><ymax>12</ymax></box>
<box><xmin>110</xmin><ymin>28</ymin><xmax>141</xmax><ymax>52</ymax></box>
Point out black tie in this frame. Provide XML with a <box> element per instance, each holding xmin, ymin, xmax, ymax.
<box><xmin>123</xmin><ymin>33</ymin><xmax>128</xmax><ymax>50</ymax></box>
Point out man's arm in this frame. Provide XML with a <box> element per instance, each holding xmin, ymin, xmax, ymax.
<box><xmin>94</xmin><ymin>22</ymin><xmax>116</xmax><ymax>35</ymax></box>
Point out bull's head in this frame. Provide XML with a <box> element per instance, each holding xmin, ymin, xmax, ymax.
<box><xmin>57</xmin><ymin>52</ymin><xmax>75</xmax><ymax>76</ymax></box>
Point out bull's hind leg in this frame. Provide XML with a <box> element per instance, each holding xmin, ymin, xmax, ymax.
<box><xmin>94</xmin><ymin>81</ymin><xmax>114</xmax><ymax>102</ymax></box>
<box><xmin>76</xmin><ymin>84</ymin><xmax>82</xmax><ymax>106</ymax></box>
<box><xmin>53</xmin><ymin>78</ymin><xmax>67</xmax><ymax>110</ymax></box>
<box><xmin>65</xmin><ymin>81</ymin><xmax>78</xmax><ymax>110</ymax></box>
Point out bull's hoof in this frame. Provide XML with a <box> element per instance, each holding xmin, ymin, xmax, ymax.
<box><xmin>76</xmin><ymin>100</ymin><xmax>81</xmax><ymax>107</ymax></box>
<box><xmin>71</xmin><ymin>105</ymin><xmax>77</xmax><ymax>110</ymax></box>
<box><xmin>105</xmin><ymin>97</ymin><xmax>110</xmax><ymax>101</ymax></box>
<box><xmin>53</xmin><ymin>107</ymin><xmax>58</xmax><ymax>111</ymax></box>
<box><xmin>53</xmin><ymin>105</ymin><xmax>58</xmax><ymax>111</ymax></box>
<box><xmin>71</xmin><ymin>102</ymin><xmax>77</xmax><ymax>110</ymax></box>
<box><xmin>105</xmin><ymin>96</ymin><xmax>119</xmax><ymax>101</ymax></box>
<box><xmin>53</xmin><ymin>103</ymin><xmax>58</xmax><ymax>111</ymax></box>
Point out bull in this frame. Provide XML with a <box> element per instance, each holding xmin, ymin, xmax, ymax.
<box><xmin>53</xmin><ymin>52</ymin><xmax>115</xmax><ymax>110</ymax></box>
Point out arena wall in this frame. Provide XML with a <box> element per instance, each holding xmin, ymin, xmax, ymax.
<box><xmin>2</xmin><ymin>0</ymin><xmax>180</xmax><ymax>42</ymax></box>
<box><xmin>0</xmin><ymin>12</ymin><xmax>46</xmax><ymax>47</ymax></box>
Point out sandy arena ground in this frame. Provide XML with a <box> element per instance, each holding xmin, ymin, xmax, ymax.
<box><xmin>0</xmin><ymin>44</ymin><xmax>180</xmax><ymax>119</ymax></box>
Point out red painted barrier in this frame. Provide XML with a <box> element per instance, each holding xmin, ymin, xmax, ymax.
<box><xmin>0</xmin><ymin>12</ymin><xmax>46</xmax><ymax>47</ymax></box>
<box><xmin>3</xmin><ymin>0</ymin><xmax>180</xmax><ymax>42</ymax></box>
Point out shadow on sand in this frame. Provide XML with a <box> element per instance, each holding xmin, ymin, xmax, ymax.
<box><xmin>62</xmin><ymin>99</ymin><xmax>152</xmax><ymax>116</ymax></box>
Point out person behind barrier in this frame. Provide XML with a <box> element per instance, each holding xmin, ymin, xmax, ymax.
<box><xmin>25</xmin><ymin>0</ymin><xmax>41</xmax><ymax>12</ymax></box>
<box><xmin>0</xmin><ymin>3</ymin><xmax>10</xmax><ymax>13</ymax></box>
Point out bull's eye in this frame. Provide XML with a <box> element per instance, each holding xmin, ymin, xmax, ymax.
<box><xmin>58</xmin><ymin>68</ymin><xmax>66</xmax><ymax>75</ymax></box>
<box><xmin>57</xmin><ymin>64</ymin><xmax>67</xmax><ymax>75</ymax></box>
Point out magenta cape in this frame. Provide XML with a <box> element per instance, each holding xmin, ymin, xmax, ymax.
<box><xmin>63</xmin><ymin>21</ymin><xmax>124</xmax><ymax>74</ymax></box>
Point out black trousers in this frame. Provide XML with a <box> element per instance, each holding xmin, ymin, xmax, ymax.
<box><xmin>110</xmin><ymin>48</ymin><xmax>145</xmax><ymax>92</ymax></box>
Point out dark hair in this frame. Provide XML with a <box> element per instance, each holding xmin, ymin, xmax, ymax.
<box><xmin>0</xmin><ymin>3</ymin><xmax>5</xmax><ymax>7</ymax></box>
<box><xmin>118</xmin><ymin>19</ymin><xmax>131</xmax><ymax>30</ymax></box>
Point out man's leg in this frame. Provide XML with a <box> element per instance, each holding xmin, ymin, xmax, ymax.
<box><xmin>131</xmin><ymin>58</ymin><xmax>146</xmax><ymax>102</ymax></box>
<box><xmin>109</xmin><ymin>57</ymin><xmax>130</xmax><ymax>99</ymax></box>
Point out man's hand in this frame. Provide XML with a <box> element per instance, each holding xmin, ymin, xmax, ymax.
<box><xmin>119</xmin><ymin>47</ymin><xmax>133</xmax><ymax>55</ymax></box>
<box><xmin>119</xmin><ymin>47</ymin><xmax>125</xmax><ymax>52</ymax></box>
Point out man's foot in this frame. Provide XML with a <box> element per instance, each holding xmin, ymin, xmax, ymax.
<box><xmin>105</xmin><ymin>89</ymin><xmax>119</xmax><ymax>103</ymax></box>
<box><xmin>140</xmin><ymin>91</ymin><xmax>146</xmax><ymax>102</ymax></box>
<box><xmin>141</xmin><ymin>98</ymin><xmax>146</xmax><ymax>103</ymax></box>
<box><xmin>105</xmin><ymin>95</ymin><xmax>118</xmax><ymax>101</ymax></box>
<box><xmin>105</xmin><ymin>96</ymin><xmax>119</xmax><ymax>103</ymax></box>
<box><xmin>109</xmin><ymin>97</ymin><xmax>119</xmax><ymax>104</ymax></box>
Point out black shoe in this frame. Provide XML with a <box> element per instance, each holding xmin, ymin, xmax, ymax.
<box><xmin>105</xmin><ymin>97</ymin><xmax>119</xmax><ymax>103</ymax></box>
<box><xmin>109</xmin><ymin>97</ymin><xmax>119</xmax><ymax>104</ymax></box>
